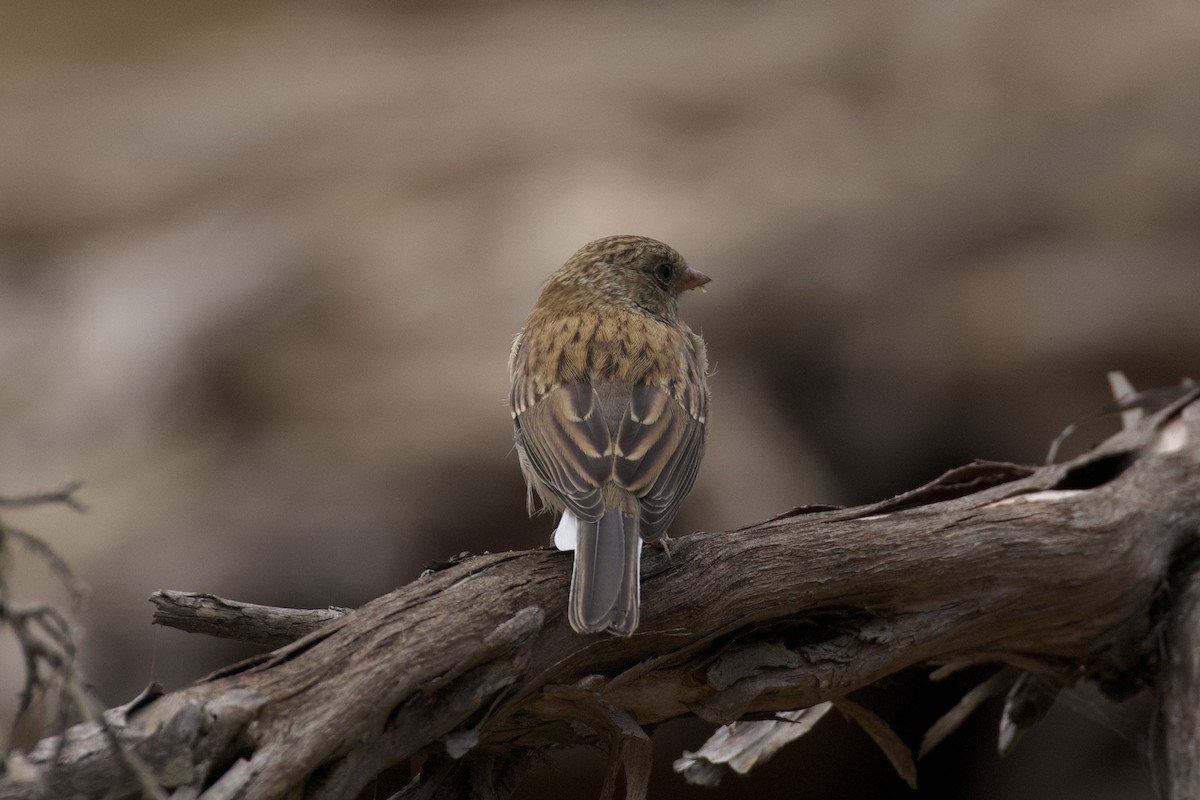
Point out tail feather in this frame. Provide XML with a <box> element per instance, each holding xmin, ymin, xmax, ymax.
<box><xmin>553</xmin><ymin>510</ymin><xmax>579</xmax><ymax>551</ymax></box>
<box><xmin>569</xmin><ymin>509</ymin><xmax>641</xmax><ymax>636</ymax></box>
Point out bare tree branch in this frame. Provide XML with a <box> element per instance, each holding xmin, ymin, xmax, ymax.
<box><xmin>2</xmin><ymin>385</ymin><xmax>1199</xmax><ymax>800</ymax></box>
<box><xmin>2</xmin><ymin>482</ymin><xmax>164</xmax><ymax>800</ymax></box>
<box><xmin>1156</xmin><ymin>535</ymin><xmax>1200</xmax><ymax>799</ymax></box>
<box><xmin>149</xmin><ymin>590</ymin><xmax>348</xmax><ymax>648</ymax></box>
<box><xmin>0</xmin><ymin>481</ymin><xmax>87</xmax><ymax>513</ymax></box>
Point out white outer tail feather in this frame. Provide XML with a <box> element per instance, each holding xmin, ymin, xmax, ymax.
<box><xmin>554</xmin><ymin>510</ymin><xmax>578</xmax><ymax>551</ymax></box>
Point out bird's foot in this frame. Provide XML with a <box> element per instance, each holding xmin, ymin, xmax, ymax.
<box><xmin>648</xmin><ymin>535</ymin><xmax>673</xmax><ymax>565</ymax></box>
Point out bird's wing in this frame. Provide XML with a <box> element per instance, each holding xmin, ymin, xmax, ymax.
<box><xmin>514</xmin><ymin>382</ymin><xmax>613</xmax><ymax>522</ymax></box>
<box><xmin>613</xmin><ymin>382</ymin><xmax>706</xmax><ymax>541</ymax></box>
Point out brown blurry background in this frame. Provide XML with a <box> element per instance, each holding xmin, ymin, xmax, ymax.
<box><xmin>2</xmin><ymin>1</ymin><xmax>1198</xmax><ymax>797</ymax></box>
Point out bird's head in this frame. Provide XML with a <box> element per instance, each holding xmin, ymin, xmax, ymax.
<box><xmin>540</xmin><ymin>235</ymin><xmax>710</xmax><ymax>322</ymax></box>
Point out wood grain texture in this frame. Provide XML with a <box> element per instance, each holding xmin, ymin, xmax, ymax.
<box><xmin>3</xmin><ymin>388</ymin><xmax>1199</xmax><ymax>800</ymax></box>
<box><xmin>149</xmin><ymin>590</ymin><xmax>348</xmax><ymax>648</ymax></box>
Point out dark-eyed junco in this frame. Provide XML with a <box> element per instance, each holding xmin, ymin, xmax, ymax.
<box><xmin>509</xmin><ymin>235</ymin><xmax>710</xmax><ymax>635</ymax></box>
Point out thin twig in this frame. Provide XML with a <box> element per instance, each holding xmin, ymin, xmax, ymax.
<box><xmin>0</xmin><ymin>481</ymin><xmax>87</xmax><ymax>512</ymax></box>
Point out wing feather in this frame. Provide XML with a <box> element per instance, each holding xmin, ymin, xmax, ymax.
<box><xmin>514</xmin><ymin>382</ymin><xmax>613</xmax><ymax>521</ymax></box>
<box><xmin>614</xmin><ymin>383</ymin><xmax>706</xmax><ymax>540</ymax></box>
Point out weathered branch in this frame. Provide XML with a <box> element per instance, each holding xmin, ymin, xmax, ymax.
<box><xmin>149</xmin><ymin>590</ymin><xmax>348</xmax><ymax>648</ymax></box>
<box><xmin>3</xmin><ymin>386</ymin><xmax>1199</xmax><ymax>800</ymax></box>
<box><xmin>1157</xmin><ymin>520</ymin><xmax>1200</xmax><ymax>797</ymax></box>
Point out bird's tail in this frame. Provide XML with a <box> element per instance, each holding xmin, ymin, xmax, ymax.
<box><xmin>569</xmin><ymin>508</ymin><xmax>641</xmax><ymax>636</ymax></box>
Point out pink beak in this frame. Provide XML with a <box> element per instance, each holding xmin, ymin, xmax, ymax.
<box><xmin>680</xmin><ymin>266</ymin><xmax>711</xmax><ymax>292</ymax></box>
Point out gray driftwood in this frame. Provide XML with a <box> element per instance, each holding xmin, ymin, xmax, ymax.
<box><xmin>3</xmin><ymin>385</ymin><xmax>1199</xmax><ymax>800</ymax></box>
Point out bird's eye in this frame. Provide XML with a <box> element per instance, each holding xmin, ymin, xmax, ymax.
<box><xmin>654</xmin><ymin>263</ymin><xmax>674</xmax><ymax>285</ymax></box>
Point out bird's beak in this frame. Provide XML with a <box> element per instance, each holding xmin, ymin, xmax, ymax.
<box><xmin>680</xmin><ymin>266</ymin><xmax>711</xmax><ymax>293</ymax></box>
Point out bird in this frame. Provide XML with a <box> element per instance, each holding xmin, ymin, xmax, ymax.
<box><xmin>509</xmin><ymin>235</ymin><xmax>710</xmax><ymax>636</ymax></box>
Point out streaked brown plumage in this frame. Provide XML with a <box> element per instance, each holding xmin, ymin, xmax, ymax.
<box><xmin>509</xmin><ymin>235</ymin><xmax>710</xmax><ymax>635</ymax></box>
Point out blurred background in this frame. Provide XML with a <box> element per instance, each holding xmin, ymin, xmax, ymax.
<box><xmin>2</xmin><ymin>1</ymin><xmax>1197</xmax><ymax>797</ymax></box>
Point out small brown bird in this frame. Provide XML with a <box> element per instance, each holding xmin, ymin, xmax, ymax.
<box><xmin>509</xmin><ymin>235</ymin><xmax>710</xmax><ymax>635</ymax></box>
